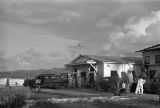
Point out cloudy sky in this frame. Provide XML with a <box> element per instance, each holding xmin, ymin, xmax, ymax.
<box><xmin>0</xmin><ymin>0</ymin><xmax>160</xmax><ymax>71</ymax></box>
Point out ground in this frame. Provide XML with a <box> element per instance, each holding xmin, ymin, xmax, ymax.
<box><xmin>28</xmin><ymin>88</ymin><xmax>160</xmax><ymax>108</ymax></box>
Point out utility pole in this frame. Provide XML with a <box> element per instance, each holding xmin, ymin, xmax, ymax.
<box><xmin>78</xmin><ymin>42</ymin><xmax>84</xmax><ymax>55</ymax></box>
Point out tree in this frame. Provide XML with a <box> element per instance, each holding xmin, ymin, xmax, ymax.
<box><xmin>5</xmin><ymin>78</ymin><xmax>10</xmax><ymax>87</ymax></box>
<box><xmin>126</xmin><ymin>70</ymin><xmax>133</xmax><ymax>93</ymax></box>
<box><xmin>111</xmin><ymin>72</ymin><xmax>121</xmax><ymax>96</ymax></box>
<box><xmin>121</xmin><ymin>70</ymin><xmax>133</xmax><ymax>94</ymax></box>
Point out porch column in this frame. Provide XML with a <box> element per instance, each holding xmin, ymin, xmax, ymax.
<box><xmin>77</xmin><ymin>69</ymin><xmax>82</xmax><ymax>88</ymax></box>
<box><xmin>68</xmin><ymin>66</ymin><xmax>74</xmax><ymax>88</ymax></box>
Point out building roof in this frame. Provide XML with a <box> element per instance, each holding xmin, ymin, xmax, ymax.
<box><xmin>84</xmin><ymin>55</ymin><xmax>125</xmax><ymax>63</ymax></box>
<box><xmin>136</xmin><ymin>44</ymin><xmax>160</xmax><ymax>52</ymax></box>
<box><xmin>65</xmin><ymin>54</ymin><xmax>142</xmax><ymax>66</ymax></box>
<box><xmin>122</xmin><ymin>57</ymin><xmax>142</xmax><ymax>64</ymax></box>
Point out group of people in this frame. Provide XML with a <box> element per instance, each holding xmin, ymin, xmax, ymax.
<box><xmin>120</xmin><ymin>76</ymin><xmax>146</xmax><ymax>95</ymax></box>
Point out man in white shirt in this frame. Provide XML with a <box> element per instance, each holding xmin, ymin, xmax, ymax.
<box><xmin>135</xmin><ymin>76</ymin><xmax>145</xmax><ymax>94</ymax></box>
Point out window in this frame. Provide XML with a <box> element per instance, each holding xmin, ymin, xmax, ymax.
<box><xmin>81</xmin><ymin>72</ymin><xmax>86</xmax><ymax>81</ymax></box>
<box><xmin>74</xmin><ymin>68</ymin><xmax>78</xmax><ymax>73</ymax></box>
<box><xmin>90</xmin><ymin>67</ymin><xmax>95</xmax><ymax>71</ymax></box>
<box><xmin>144</xmin><ymin>56</ymin><xmax>150</xmax><ymax>64</ymax></box>
<box><xmin>155</xmin><ymin>55</ymin><xmax>160</xmax><ymax>64</ymax></box>
<box><xmin>111</xmin><ymin>70</ymin><xmax>118</xmax><ymax>77</ymax></box>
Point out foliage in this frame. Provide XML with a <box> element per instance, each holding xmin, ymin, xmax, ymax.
<box><xmin>121</xmin><ymin>71</ymin><xmax>133</xmax><ymax>94</ymax></box>
<box><xmin>99</xmin><ymin>78</ymin><xmax>115</xmax><ymax>92</ymax></box>
<box><xmin>143</xmin><ymin>81</ymin><xmax>152</xmax><ymax>93</ymax></box>
<box><xmin>40</xmin><ymin>96</ymin><xmax>130</xmax><ymax>104</ymax></box>
<box><xmin>99</xmin><ymin>76</ymin><xmax>121</xmax><ymax>95</ymax></box>
<box><xmin>23</xmin><ymin>78</ymin><xmax>36</xmax><ymax>89</ymax></box>
<box><xmin>0</xmin><ymin>87</ymin><xmax>31</xmax><ymax>108</ymax></box>
<box><xmin>143</xmin><ymin>78</ymin><xmax>160</xmax><ymax>93</ymax></box>
<box><xmin>130</xmin><ymin>82</ymin><xmax>137</xmax><ymax>92</ymax></box>
<box><xmin>121</xmin><ymin>71</ymin><xmax>133</xmax><ymax>85</ymax></box>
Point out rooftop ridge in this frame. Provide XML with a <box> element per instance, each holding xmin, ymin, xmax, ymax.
<box><xmin>136</xmin><ymin>43</ymin><xmax>160</xmax><ymax>52</ymax></box>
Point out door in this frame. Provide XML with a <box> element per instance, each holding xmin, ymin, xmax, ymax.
<box><xmin>111</xmin><ymin>70</ymin><xmax>118</xmax><ymax>77</ymax></box>
<box><xmin>74</xmin><ymin>73</ymin><xmax>78</xmax><ymax>88</ymax></box>
<box><xmin>89</xmin><ymin>73</ymin><xmax>94</xmax><ymax>88</ymax></box>
<box><xmin>81</xmin><ymin>72</ymin><xmax>86</xmax><ymax>88</ymax></box>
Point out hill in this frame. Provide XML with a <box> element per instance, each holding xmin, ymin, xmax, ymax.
<box><xmin>0</xmin><ymin>68</ymin><xmax>67</xmax><ymax>79</ymax></box>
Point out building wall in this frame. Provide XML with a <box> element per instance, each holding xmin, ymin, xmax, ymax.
<box><xmin>67</xmin><ymin>61</ymin><xmax>105</xmax><ymax>88</ymax></box>
<box><xmin>148</xmin><ymin>66</ymin><xmax>160</xmax><ymax>77</ymax></box>
<box><xmin>143</xmin><ymin>50</ymin><xmax>160</xmax><ymax>65</ymax></box>
<box><xmin>143</xmin><ymin>50</ymin><xmax>160</xmax><ymax>77</ymax></box>
<box><xmin>96</xmin><ymin>62</ymin><xmax>104</xmax><ymax>79</ymax></box>
<box><xmin>103</xmin><ymin>63</ymin><xmax>133</xmax><ymax>78</ymax></box>
<box><xmin>133</xmin><ymin>64</ymin><xmax>141</xmax><ymax>77</ymax></box>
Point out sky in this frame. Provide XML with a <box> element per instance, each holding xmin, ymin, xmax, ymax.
<box><xmin>0</xmin><ymin>0</ymin><xmax>160</xmax><ymax>71</ymax></box>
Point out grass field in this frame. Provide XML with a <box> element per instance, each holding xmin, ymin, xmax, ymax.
<box><xmin>27</xmin><ymin>88</ymin><xmax>160</xmax><ymax>108</ymax></box>
<box><xmin>30</xmin><ymin>102</ymin><xmax>139</xmax><ymax>108</ymax></box>
<box><xmin>1</xmin><ymin>87</ymin><xmax>159</xmax><ymax>108</ymax></box>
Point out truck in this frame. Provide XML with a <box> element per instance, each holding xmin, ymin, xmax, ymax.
<box><xmin>23</xmin><ymin>73</ymin><xmax>68</xmax><ymax>89</ymax></box>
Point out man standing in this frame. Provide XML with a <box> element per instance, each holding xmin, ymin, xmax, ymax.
<box><xmin>139</xmin><ymin>77</ymin><xmax>146</xmax><ymax>94</ymax></box>
<box><xmin>135</xmin><ymin>76</ymin><xmax>145</xmax><ymax>94</ymax></box>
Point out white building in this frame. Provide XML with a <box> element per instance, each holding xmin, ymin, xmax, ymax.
<box><xmin>65</xmin><ymin>54</ymin><xmax>142</xmax><ymax>88</ymax></box>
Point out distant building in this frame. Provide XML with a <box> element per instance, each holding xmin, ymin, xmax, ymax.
<box><xmin>136</xmin><ymin>44</ymin><xmax>160</xmax><ymax>79</ymax></box>
<box><xmin>65</xmin><ymin>54</ymin><xmax>142</xmax><ymax>88</ymax></box>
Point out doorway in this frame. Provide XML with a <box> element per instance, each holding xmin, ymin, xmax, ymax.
<box><xmin>89</xmin><ymin>73</ymin><xmax>94</xmax><ymax>88</ymax></box>
<box><xmin>73</xmin><ymin>73</ymin><xmax>78</xmax><ymax>88</ymax></box>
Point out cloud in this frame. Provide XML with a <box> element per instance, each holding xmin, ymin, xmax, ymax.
<box><xmin>96</xmin><ymin>18</ymin><xmax>112</xmax><ymax>28</ymax></box>
<box><xmin>125</xmin><ymin>10</ymin><xmax>160</xmax><ymax>36</ymax></box>
<box><xmin>0</xmin><ymin>22</ymin><xmax>81</xmax><ymax>71</ymax></box>
<box><xmin>0</xmin><ymin>50</ymin><xmax>8</xmax><ymax>71</ymax></box>
<box><xmin>100</xmin><ymin>10</ymin><xmax>160</xmax><ymax>56</ymax></box>
<box><xmin>0</xmin><ymin>0</ymin><xmax>160</xmax><ymax>71</ymax></box>
<box><xmin>5</xmin><ymin>48</ymin><xmax>71</xmax><ymax>71</ymax></box>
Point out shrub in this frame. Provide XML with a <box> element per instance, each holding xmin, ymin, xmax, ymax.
<box><xmin>143</xmin><ymin>81</ymin><xmax>152</xmax><ymax>93</ymax></box>
<box><xmin>121</xmin><ymin>71</ymin><xmax>133</xmax><ymax>94</ymax></box>
<box><xmin>99</xmin><ymin>77</ymin><xmax>118</xmax><ymax>93</ymax></box>
<box><xmin>130</xmin><ymin>82</ymin><xmax>137</xmax><ymax>92</ymax></box>
<box><xmin>0</xmin><ymin>87</ymin><xmax>31</xmax><ymax>108</ymax></box>
<box><xmin>99</xmin><ymin>78</ymin><xmax>111</xmax><ymax>92</ymax></box>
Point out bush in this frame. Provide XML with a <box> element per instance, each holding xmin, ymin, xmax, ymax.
<box><xmin>143</xmin><ymin>78</ymin><xmax>160</xmax><ymax>94</ymax></box>
<box><xmin>130</xmin><ymin>82</ymin><xmax>137</xmax><ymax>92</ymax></box>
<box><xmin>0</xmin><ymin>87</ymin><xmax>31</xmax><ymax>108</ymax></box>
<box><xmin>99</xmin><ymin>79</ymin><xmax>110</xmax><ymax>92</ymax></box>
<box><xmin>143</xmin><ymin>81</ymin><xmax>152</xmax><ymax>93</ymax></box>
<box><xmin>99</xmin><ymin>77</ymin><xmax>116</xmax><ymax>92</ymax></box>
